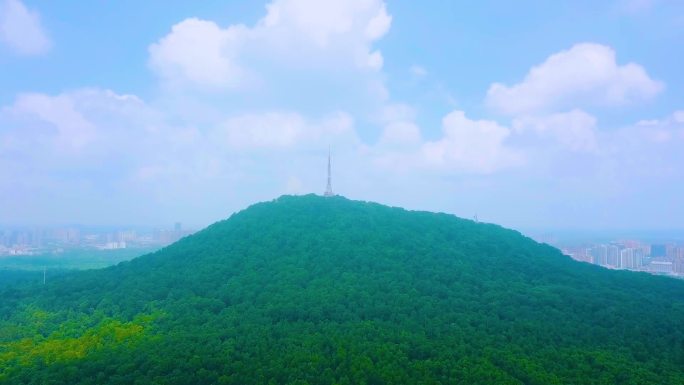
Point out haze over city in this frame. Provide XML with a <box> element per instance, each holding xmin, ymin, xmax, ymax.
<box><xmin>1</xmin><ymin>0</ymin><xmax>683</xmax><ymax>231</ymax></box>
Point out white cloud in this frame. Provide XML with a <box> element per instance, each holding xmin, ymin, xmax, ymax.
<box><xmin>374</xmin><ymin>110</ymin><xmax>522</xmax><ymax>174</ymax></box>
<box><xmin>149</xmin><ymin>0</ymin><xmax>390</xmax><ymax>89</ymax></box>
<box><xmin>259</xmin><ymin>0</ymin><xmax>390</xmax><ymax>50</ymax></box>
<box><xmin>377</xmin><ymin>103</ymin><xmax>416</xmax><ymax>123</ymax></box>
<box><xmin>366</xmin><ymin>50</ymin><xmax>383</xmax><ymax>71</ymax></box>
<box><xmin>2</xmin><ymin>90</ymin><xmax>190</xmax><ymax>170</ymax></box>
<box><xmin>3</xmin><ymin>83</ymin><xmax>682</xmax><ymax>228</ymax></box>
<box><xmin>420</xmin><ymin>111</ymin><xmax>522</xmax><ymax>173</ymax></box>
<box><xmin>636</xmin><ymin>110</ymin><xmax>684</xmax><ymax>128</ymax></box>
<box><xmin>0</xmin><ymin>88</ymin><xmax>244</xmax><ymax>223</ymax></box>
<box><xmin>0</xmin><ymin>89</ymin><xmax>166</xmax><ymax>168</ymax></box>
<box><xmin>0</xmin><ymin>88</ymin><xmax>363</xmax><ymax>216</ymax></box>
<box><xmin>600</xmin><ymin>110</ymin><xmax>684</xmax><ymax>180</ymax></box>
<box><xmin>375</xmin><ymin>103</ymin><xmax>421</xmax><ymax>147</ymax></box>
<box><xmin>3</xmin><ymin>92</ymin><xmax>96</xmax><ymax>151</ymax></box>
<box><xmin>630</xmin><ymin>110</ymin><xmax>684</xmax><ymax>143</ymax></box>
<box><xmin>0</xmin><ymin>0</ymin><xmax>50</xmax><ymax>55</ymax></box>
<box><xmin>212</xmin><ymin>111</ymin><xmax>356</xmax><ymax>150</ymax></box>
<box><xmin>148</xmin><ymin>18</ymin><xmax>248</xmax><ymax>88</ymax></box>
<box><xmin>673</xmin><ymin>110</ymin><xmax>684</xmax><ymax>124</ymax></box>
<box><xmin>379</xmin><ymin>121</ymin><xmax>421</xmax><ymax>147</ymax></box>
<box><xmin>513</xmin><ymin>109</ymin><xmax>598</xmax><ymax>152</ymax></box>
<box><xmin>486</xmin><ymin>43</ymin><xmax>663</xmax><ymax>115</ymax></box>
<box><xmin>364</xmin><ymin>3</ymin><xmax>391</xmax><ymax>40</ymax></box>
<box><xmin>6</xmin><ymin>5</ymin><xmax>682</xmax><ymax>228</ymax></box>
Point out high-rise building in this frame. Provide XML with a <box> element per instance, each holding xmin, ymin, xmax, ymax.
<box><xmin>589</xmin><ymin>245</ymin><xmax>608</xmax><ymax>266</ymax></box>
<box><xmin>618</xmin><ymin>248</ymin><xmax>644</xmax><ymax>270</ymax></box>
<box><xmin>635</xmin><ymin>248</ymin><xmax>645</xmax><ymax>268</ymax></box>
<box><xmin>16</xmin><ymin>231</ymin><xmax>29</xmax><ymax>246</ymax></box>
<box><xmin>620</xmin><ymin>248</ymin><xmax>633</xmax><ymax>269</ymax></box>
<box><xmin>31</xmin><ymin>228</ymin><xmax>43</xmax><ymax>247</ymax></box>
<box><xmin>607</xmin><ymin>245</ymin><xmax>620</xmax><ymax>268</ymax></box>
<box><xmin>674</xmin><ymin>254</ymin><xmax>684</xmax><ymax>275</ymax></box>
<box><xmin>666</xmin><ymin>245</ymin><xmax>678</xmax><ymax>259</ymax></box>
<box><xmin>651</xmin><ymin>244</ymin><xmax>667</xmax><ymax>258</ymax></box>
<box><xmin>66</xmin><ymin>228</ymin><xmax>80</xmax><ymax>244</ymax></box>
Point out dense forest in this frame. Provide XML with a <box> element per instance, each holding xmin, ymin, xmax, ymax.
<box><xmin>0</xmin><ymin>271</ymin><xmax>48</xmax><ymax>288</ymax></box>
<box><xmin>1</xmin><ymin>195</ymin><xmax>684</xmax><ymax>384</ymax></box>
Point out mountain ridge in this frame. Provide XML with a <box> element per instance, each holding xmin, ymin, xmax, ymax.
<box><xmin>1</xmin><ymin>194</ymin><xmax>683</xmax><ymax>384</ymax></box>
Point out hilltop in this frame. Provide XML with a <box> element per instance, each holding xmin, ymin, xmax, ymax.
<box><xmin>1</xmin><ymin>194</ymin><xmax>684</xmax><ymax>384</ymax></box>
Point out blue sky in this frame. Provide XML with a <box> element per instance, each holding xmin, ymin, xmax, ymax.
<box><xmin>1</xmin><ymin>0</ymin><xmax>683</xmax><ymax>230</ymax></box>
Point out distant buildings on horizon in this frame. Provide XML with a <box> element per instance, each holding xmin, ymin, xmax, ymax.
<box><xmin>561</xmin><ymin>241</ymin><xmax>684</xmax><ymax>278</ymax></box>
<box><xmin>0</xmin><ymin>223</ymin><xmax>194</xmax><ymax>257</ymax></box>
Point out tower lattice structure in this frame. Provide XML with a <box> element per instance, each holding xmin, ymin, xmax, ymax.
<box><xmin>324</xmin><ymin>148</ymin><xmax>334</xmax><ymax>197</ymax></box>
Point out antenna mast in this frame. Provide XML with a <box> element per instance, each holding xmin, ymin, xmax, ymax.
<box><xmin>324</xmin><ymin>147</ymin><xmax>334</xmax><ymax>197</ymax></box>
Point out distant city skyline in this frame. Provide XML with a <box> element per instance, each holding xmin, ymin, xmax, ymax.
<box><xmin>0</xmin><ymin>223</ymin><xmax>193</xmax><ymax>257</ymax></box>
<box><xmin>1</xmin><ymin>1</ymin><xmax>683</xmax><ymax>230</ymax></box>
<box><xmin>557</xmin><ymin>239</ymin><xmax>684</xmax><ymax>278</ymax></box>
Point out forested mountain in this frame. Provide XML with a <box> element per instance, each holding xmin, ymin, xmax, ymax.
<box><xmin>1</xmin><ymin>195</ymin><xmax>683</xmax><ymax>384</ymax></box>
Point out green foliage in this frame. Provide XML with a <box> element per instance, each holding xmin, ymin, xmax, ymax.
<box><xmin>0</xmin><ymin>308</ymin><xmax>158</xmax><ymax>382</ymax></box>
<box><xmin>0</xmin><ymin>247</ymin><xmax>158</xmax><ymax>271</ymax></box>
<box><xmin>0</xmin><ymin>271</ymin><xmax>46</xmax><ymax>288</ymax></box>
<box><xmin>1</xmin><ymin>194</ymin><xmax>683</xmax><ymax>384</ymax></box>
